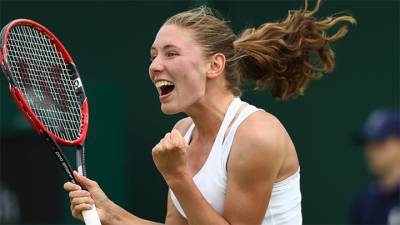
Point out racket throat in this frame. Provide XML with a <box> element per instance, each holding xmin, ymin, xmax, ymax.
<box><xmin>40</xmin><ymin>132</ymin><xmax>77</xmax><ymax>184</ymax></box>
<box><xmin>76</xmin><ymin>145</ymin><xmax>87</xmax><ymax>176</ymax></box>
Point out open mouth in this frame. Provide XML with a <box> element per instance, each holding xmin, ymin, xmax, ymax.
<box><xmin>155</xmin><ymin>80</ymin><xmax>175</xmax><ymax>96</ymax></box>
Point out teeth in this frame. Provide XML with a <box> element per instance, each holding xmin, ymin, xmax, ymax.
<box><xmin>155</xmin><ymin>81</ymin><xmax>174</xmax><ymax>88</ymax></box>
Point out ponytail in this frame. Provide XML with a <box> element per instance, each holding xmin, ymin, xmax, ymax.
<box><xmin>233</xmin><ymin>0</ymin><xmax>356</xmax><ymax>99</ymax></box>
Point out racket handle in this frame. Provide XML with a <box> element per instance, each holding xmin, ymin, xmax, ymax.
<box><xmin>82</xmin><ymin>207</ymin><xmax>102</xmax><ymax>225</ymax></box>
<box><xmin>76</xmin><ymin>145</ymin><xmax>102</xmax><ymax>225</ymax></box>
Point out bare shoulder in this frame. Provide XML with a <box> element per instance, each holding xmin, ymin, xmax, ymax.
<box><xmin>228</xmin><ymin>110</ymin><xmax>290</xmax><ymax>173</ymax></box>
<box><xmin>235</xmin><ymin>110</ymin><xmax>289</xmax><ymax>153</ymax></box>
<box><xmin>224</xmin><ymin>111</ymin><xmax>292</xmax><ymax>223</ymax></box>
<box><xmin>172</xmin><ymin>117</ymin><xmax>193</xmax><ymax>136</ymax></box>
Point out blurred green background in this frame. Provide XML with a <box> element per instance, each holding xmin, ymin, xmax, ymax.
<box><xmin>0</xmin><ymin>0</ymin><xmax>398</xmax><ymax>224</ymax></box>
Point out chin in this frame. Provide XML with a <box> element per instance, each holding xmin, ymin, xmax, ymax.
<box><xmin>160</xmin><ymin>104</ymin><xmax>181</xmax><ymax>115</ymax></box>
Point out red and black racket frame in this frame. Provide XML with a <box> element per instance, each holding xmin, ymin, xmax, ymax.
<box><xmin>0</xmin><ymin>19</ymin><xmax>89</xmax><ymax>185</ymax></box>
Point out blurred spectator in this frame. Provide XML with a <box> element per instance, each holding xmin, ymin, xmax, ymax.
<box><xmin>350</xmin><ymin>108</ymin><xmax>400</xmax><ymax>225</ymax></box>
<box><xmin>0</xmin><ymin>182</ymin><xmax>20</xmax><ymax>224</ymax></box>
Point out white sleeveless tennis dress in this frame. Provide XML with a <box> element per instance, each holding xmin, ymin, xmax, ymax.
<box><xmin>170</xmin><ymin>98</ymin><xmax>302</xmax><ymax>225</ymax></box>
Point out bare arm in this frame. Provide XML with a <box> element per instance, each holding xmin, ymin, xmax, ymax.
<box><xmin>223</xmin><ymin>112</ymin><xmax>288</xmax><ymax>224</ymax></box>
<box><xmin>64</xmin><ymin>172</ymin><xmax>164</xmax><ymax>225</ymax></box>
<box><xmin>156</xmin><ymin>112</ymin><xmax>289</xmax><ymax>225</ymax></box>
<box><xmin>65</xmin><ymin>177</ymin><xmax>189</xmax><ymax>225</ymax></box>
<box><xmin>165</xmin><ymin>192</ymin><xmax>188</xmax><ymax>225</ymax></box>
<box><xmin>64</xmin><ymin>118</ymin><xmax>193</xmax><ymax>225</ymax></box>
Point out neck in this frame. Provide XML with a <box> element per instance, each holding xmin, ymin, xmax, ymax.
<box><xmin>185</xmin><ymin>94</ymin><xmax>235</xmax><ymax>142</ymax></box>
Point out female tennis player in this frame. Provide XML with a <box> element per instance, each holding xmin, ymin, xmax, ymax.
<box><xmin>64</xmin><ymin>1</ymin><xmax>355</xmax><ymax>224</ymax></box>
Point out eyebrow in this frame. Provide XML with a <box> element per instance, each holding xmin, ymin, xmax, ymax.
<box><xmin>150</xmin><ymin>44</ymin><xmax>180</xmax><ymax>52</ymax></box>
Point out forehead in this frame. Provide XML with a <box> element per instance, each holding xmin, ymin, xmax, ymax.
<box><xmin>151</xmin><ymin>24</ymin><xmax>198</xmax><ymax>51</ymax></box>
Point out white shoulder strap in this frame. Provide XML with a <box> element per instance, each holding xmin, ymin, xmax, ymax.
<box><xmin>221</xmin><ymin>104</ymin><xmax>262</xmax><ymax>171</ymax></box>
<box><xmin>213</xmin><ymin>97</ymin><xmax>242</xmax><ymax>147</ymax></box>
<box><xmin>183</xmin><ymin>97</ymin><xmax>242</xmax><ymax>145</ymax></box>
<box><xmin>183</xmin><ymin>123</ymin><xmax>195</xmax><ymax>144</ymax></box>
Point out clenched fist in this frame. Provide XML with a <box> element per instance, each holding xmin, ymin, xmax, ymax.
<box><xmin>152</xmin><ymin>129</ymin><xmax>190</xmax><ymax>181</ymax></box>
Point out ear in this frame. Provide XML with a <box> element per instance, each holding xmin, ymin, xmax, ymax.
<box><xmin>207</xmin><ymin>53</ymin><xmax>226</xmax><ymax>79</ymax></box>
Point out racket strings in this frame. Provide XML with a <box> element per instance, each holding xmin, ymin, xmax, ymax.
<box><xmin>6</xmin><ymin>25</ymin><xmax>82</xmax><ymax>141</ymax></box>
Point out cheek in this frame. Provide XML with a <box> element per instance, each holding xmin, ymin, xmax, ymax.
<box><xmin>368</xmin><ymin>150</ymin><xmax>392</xmax><ymax>168</ymax></box>
<box><xmin>174</xmin><ymin>75</ymin><xmax>205</xmax><ymax>110</ymax></box>
<box><xmin>176</xmin><ymin>60</ymin><xmax>207</xmax><ymax>94</ymax></box>
<box><xmin>182</xmin><ymin>74</ymin><xmax>205</xmax><ymax>92</ymax></box>
<box><xmin>366</xmin><ymin>150</ymin><xmax>380</xmax><ymax>165</ymax></box>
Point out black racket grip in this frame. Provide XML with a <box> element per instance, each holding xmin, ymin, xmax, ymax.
<box><xmin>76</xmin><ymin>145</ymin><xmax>90</xmax><ymax>191</ymax></box>
<box><xmin>40</xmin><ymin>132</ymin><xmax>78</xmax><ymax>185</ymax></box>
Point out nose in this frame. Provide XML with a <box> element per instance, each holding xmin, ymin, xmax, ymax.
<box><xmin>149</xmin><ymin>57</ymin><xmax>164</xmax><ymax>80</ymax></box>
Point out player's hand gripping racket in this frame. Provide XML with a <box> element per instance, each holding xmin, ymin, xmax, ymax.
<box><xmin>0</xmin><ymin>19</ymin><xmax>101</xmax><ymax>225</ymax></box>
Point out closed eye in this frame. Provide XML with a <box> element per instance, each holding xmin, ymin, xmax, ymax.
<box><xmin>166</xmin><ymin>51</ymin><xmax>178</xmax><ymax>58</ymax></box>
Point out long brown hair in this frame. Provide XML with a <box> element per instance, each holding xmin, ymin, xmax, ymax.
<box><xmin>164</xmin><ymin>0</ymin><xmax>356</xmax><ymax>100</ymax></box>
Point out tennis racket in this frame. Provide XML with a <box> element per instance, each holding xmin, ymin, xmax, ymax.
<box><xmin>0</xmin><ymin>19</ymin><xmax>101</xmax><ymax>225</ymax></box>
